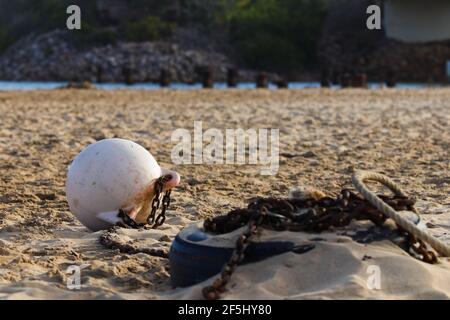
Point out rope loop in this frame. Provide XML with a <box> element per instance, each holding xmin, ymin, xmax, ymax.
<box><xmin>352</xmin><ymin>170</ymin><xmax>450</xmax><ymax>257</ymax></box>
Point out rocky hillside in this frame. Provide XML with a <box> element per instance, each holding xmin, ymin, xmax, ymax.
<box><xmin>3</xmin><ymin>0</ymin><xmax>448</xmax><ymax>83</ymax></box>
<box><xmin>0</xmin><ymin>30</ymin><xmax>263</xmax><ymax>83</ymax></box>
<box><xmin>0</xmin><ymin>0</ymin><xmax>327</xmax><ymax>81</ymax></box>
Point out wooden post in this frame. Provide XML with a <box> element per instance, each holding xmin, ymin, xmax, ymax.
<box><xmin>227</xmin><ymin>68</ymin><xmax>238</xmax><ymax>87</ymax></box>
<box><xmin>159</xmin><ymin>69</ymin><xmax>170</xmax><ymax>87</ymax></box>
<box><xmin>352</xmin><ymin>73</ymin><xmax>368</xmax><ymax>88</ymax></box>
<box><xmin>386</xmin><ymin>70</ymin><xmax>396</xmax><ymax>88</ymax></box>
<box><xmin>331</xmin><ymin>70</ymin><xmax>340</xmax><ymax>85</ymax></box>
<box><xmin>202</xmin><ymin>66</ymin><xmax>213</xmax><ymax>88</ymax></box>
<box><xmin>122</xmin><ymin>66</ymin><xmax>133</xmax><ymax>85</ymax></box>
<box><xmin>96</xmin><ymin>66</ymin><xmax>104</xmax><ymax>83</ymax></box>
<box><xmin>320</xmin><ymin>69</ymin><xmax>331</xmax><ymax>88</ymax></box>
<box><xmin>256</xmin><ymin>72</ymin><xmax>268</xmax><ymax>88</ymax></box>
<box><xmin>340</xmin><ymin>72</ymin><xmax>352</xmax><ymax>88</ymax></box>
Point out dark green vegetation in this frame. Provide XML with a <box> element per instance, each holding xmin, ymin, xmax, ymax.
<box><xmin>224</xmin><ymin>0</ymin><xmax>327</xmax><ymax>74</ymax></box>
<box><xmin>0</xmin><ymin>0</ymin><xmax>327</xmax><ymax>75</ymax></box>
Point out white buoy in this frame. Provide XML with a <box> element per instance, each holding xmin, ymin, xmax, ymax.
<box><xmin>66</xmin><ymin>138</ymin><xmax>180</xmax><ymax>231</ymax></box>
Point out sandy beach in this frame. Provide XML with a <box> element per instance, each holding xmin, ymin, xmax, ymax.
<box><xmin>0</xmin><ymin>88</ymin><xmax>449</xmax><ymax>299</ymax></box>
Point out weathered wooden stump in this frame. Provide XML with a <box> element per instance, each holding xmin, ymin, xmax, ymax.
<box><xmin>386</xmin><ymin>70</ymin><xmax>396</xmax><ymax>88</ymax></box>
<box><xmin>256</xmin><ymin>72</ymin><xmax>268</xmax><ymax>88</ymax></box>
<box><xmin>202</xmin><ymin>66</ymin><xmax>214</xmax><ymax>88</ymax></box>
<box><xmin>122</xmin><ymin>66</ymin><xmax>134</xmax><ymax>85</ymax></box>
<box><xmin>96</xmin><ymin>66</ymin><xmax>104</xmax><ymax>83</ymax></box>
<box><xmin>159</xmin><ymin>69</ymin><xmax>170</xmax><ymax>87</ymax></box>
<box><xmin>331</xmin><ymin>70</ymin><xmax>340</xmax><ymax>85</ymax></box>
<box><xmin>320</xmin><ymin>69</ymin><xmax>331</xmax><ymax>88</ymax></box>
<box><xmin>227</xmin><ymin>68</ymin><xmax>239</xmax><ymax>88</ymax></box>
<box><xmin>340</xmin><ymin>72</ymin><xmax>352</xmax><ymax>88</ymax></box>
<box><xmin>352</xmin><ymin>73</ymin><xmax>368</xmax><ymax>88</ymax></box>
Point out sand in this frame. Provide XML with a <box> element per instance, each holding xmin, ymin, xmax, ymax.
<box><xmin>0</xmin><ymin>88</ymin><xmax>449</xmax><ymax>299</ymax></box>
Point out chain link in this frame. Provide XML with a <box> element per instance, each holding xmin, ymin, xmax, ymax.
<box><xmin>100</xmin><ymin>175</ymin><xmax>174</xmax><ymax>258</ymax></box>
<box><xmin>99</xmin><ymin>226</ymin><xmax>169</xmax><ymax>258</ymax></box>
<box><xmin>202</xmin><ymin>189</ymin><xmax>438</xmax><ymax>300</ymax></box>
<box><xmin>115</xmin><ymin>174</ymin><xmax>172</xmax><ymax>229</ymax></box>
<box><xmin>153</xmin><ymin>189</ymin><xmax>171</xmax><ymax>228</ymax></box>
<box><xmin>203</xmin><ymin>207</ymin><xmax>267</xmax><ymax>300</ymax></box>
<box><xmin>117</xmin><ymin>209</ymin><xmax>145</xmax><ymax>228</ymax></box>
<box><xmin>108</xmin><ymin>179</ymin><xmax>438</xmax><ymax>300</ymax></box>
<box><xmin>404</xmin><ymin>232</ymin><xmax>438</xmax><ymax>264</ymax></box>
<box><xmin>148</xmin><ymin>174</ymin><xmax>172</xmax><ymax>228</ymax></box>
<box><xmin>146</xmin><ymin>178</ymin><xmax>163</xmax><ymax>226</ymax></box>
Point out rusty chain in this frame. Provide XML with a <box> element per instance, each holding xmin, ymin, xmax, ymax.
<box><xmin>202</xmin><ymin>207</ymin><xmax>268</xmax><ymax>300</ymax></box>
<box><xmin>115</xmin><ymin>174</ymin><xmax>172</xmax><ymax>229</ymax></box>
<box><xmin>202</xmin><ymin>189</ymin><xmax>438</xmax><ymax>300</ymax></box>
<box><xmin>100</xmin><ymin>176</ymin><xmax>438</xmax><ymax>300</ymax></box>
<box><xmin>147</xmin><ymin>174</ymin><xmax>172</xmax><ymax>229</ymax></box>
<box><xmin>100</xmin><ymin>175</ymin><xmax>173</xmax><ymax>259</ymax></box>
<box><xmin>404</xmin><ymin>232</ymin><xmax>438</xmax><ymax>264</ymax></box>
<box><xmin>99</xmin><ymin>227</ymin><xmax>169</xmax><ymax>258</ymax></box>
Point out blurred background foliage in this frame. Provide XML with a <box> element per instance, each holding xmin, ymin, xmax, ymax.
<box><xmin>223</xmin><ymin>0</ymin><xmax>327</xmax><ymax>73</ymax></box>
<box><xmin>126</xmin><ymin>16</ymin><xmax>176</xmax><ymax>42</ymax></box>
<box><xmin>0</xmin><ymin>0</ymin><xmax>328</xmax><ymax>74</ymax></box>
